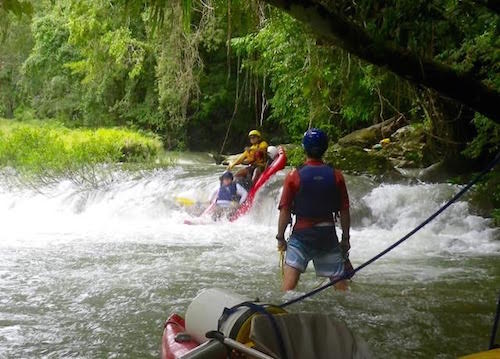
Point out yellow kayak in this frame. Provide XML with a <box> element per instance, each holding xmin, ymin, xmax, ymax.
<box><xmin>460</xmin><ymin>348</ymin><xmax>500</xmax><ymax>359</ymax></box>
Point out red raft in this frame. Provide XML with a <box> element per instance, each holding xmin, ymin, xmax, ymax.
<box><xmin>161</xmin><ymin>314</ymin><xmax>199</xmax><ymax>359</ymax></box>
<box><xmin>229</xmin><ymin>146</ymin><xmax>287</xmax><ymax>222</ymax></box>
<box><xmin>186</xmin><ymin>146</ymin><xmax>287</xmax><ymax>224</ymax></box>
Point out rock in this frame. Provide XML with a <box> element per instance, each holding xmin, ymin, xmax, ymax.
<box><xmin>417</xmin><ymin>161</ymin><xmax>455</xmax><ymax>183</ymax></box>
<box><xmin>391</xmin><ymin>124</ymin><xmax>426</xmax><ymax>142</ymax></box>
<box><xmin>211</xmin><ymin>153</ymin><xmax>225</xmax><ymax>165</ymax></box>
<box><xmin>391</xmin><ymin>126</ymin><xmax>413</xmax><ymax>141</ymax></box>
<box><xmin>338</xmin><ymin>116</ymin><xmax>407</xmax><ymax>148</ymax></box>
<box><xmin>379</xmin><ymin>124</ymin><xmax>436</xmax><ymax>168</ymax></box>
<box><xmin>339</xmin><ymin>126</ymin><xmax>380</xmax><ymax>147</ymax></box>
<box><xmin>324</xmin><ymin>145</ymin><xmax>396</xmax><ymax>176</ymax></box>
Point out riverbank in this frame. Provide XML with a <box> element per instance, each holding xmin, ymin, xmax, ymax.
<box><xmin>0</xmin><ymin>118</ymin><xmax>167</xmax><ymax>181</ymax></box>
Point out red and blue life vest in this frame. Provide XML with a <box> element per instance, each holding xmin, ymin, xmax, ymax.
<box><xmin>217</xmin><ymin>182</ymin><xmax>238</xmax><ymax>202</ymax></box>
<box><xmin>292</xmin><ymin>164</ymin><xmax>340</xmax><ymax>219</ymax></box>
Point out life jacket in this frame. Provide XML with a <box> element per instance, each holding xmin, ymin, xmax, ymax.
<box><xmin>217</xmin><ymin>182</ymin><xmax>238</xmax><ymax>202</ymax></box>
<box><xmin>247</xmin><ymin>141</ymin><xmax>268</xmax><ymax>167</ymax></box>
<box><xmin>292</xmin><ymin>164</ymin><xmax>340</xmax><ymax>219</ymax></box>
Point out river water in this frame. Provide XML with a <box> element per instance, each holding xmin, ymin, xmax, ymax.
<box><xmin>0</xmin><ymin>155</ymin><xmax>499</xmax><ymax>358</ymax></box>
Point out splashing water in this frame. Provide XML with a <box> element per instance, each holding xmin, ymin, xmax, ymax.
<box><xmin>0</xmin><ymin>162</ymin><xmax>498</xmax><ymax>358</ymax></box>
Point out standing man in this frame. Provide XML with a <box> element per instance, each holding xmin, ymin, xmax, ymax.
<box><xmin>276</xmin><ymin>128</ymin><xmax>351</xmax><ymax>291</ymax></box>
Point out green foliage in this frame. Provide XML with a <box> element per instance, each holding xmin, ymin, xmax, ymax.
<box><xmin>0</xmin><ymin>0</ymin><xmax>32</xmax><ymax>18</ymax></box>
<box><xmin>492</xmin><ymin>209</ymin><xmax>500</xmax><ymax>227</ymax></box>
<box><xmin>0</xmin><ymin>10</ymin><xmax>32</xmax><ymax>118</ymax></box>
<box><xmin>231</xmin><ymin>12</ymin><xmax>408</xmax><ymax>142</ymax></box>
<box><xmin>1</xmin><ymin>0</ymin><xmax>498</xmax><ymax>159</ymax></box>
<box><xmin>285</xmin><ymin>145</ymin><xmax>305</xmax><ymax>167</ymax></box>
<box><xmin>463</xmin><ymin>114</ymin><xmax>500</xmax><ymax>159</ymax></box>
<box><xmin>0</xmin><ymin>119</ymin><xmax>163</xmax><ymax>176</ymax></box>
<box><xmin>21</xmin><ymin>6</ymin><xmax>82</xmax><ymax>121</ymax></box>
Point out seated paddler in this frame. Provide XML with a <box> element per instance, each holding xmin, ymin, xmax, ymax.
<box><xmin>210</xmin><ymin>171</ymin><xmax>248</xmax><ymax>219</ymax></box>
<box><xmin>228</xmin><ymin>130</ymin><xmax>268</xmax><ymax>185</ymax></box>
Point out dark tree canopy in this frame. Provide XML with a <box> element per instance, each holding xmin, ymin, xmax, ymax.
<box><xmin>261</xmin><ymin>0</ymin><xmax>499</xmax><ymax>122</ymax></box>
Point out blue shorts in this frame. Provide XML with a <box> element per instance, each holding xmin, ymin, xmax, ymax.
<box><xmin>285</xmin><ymin>231</ymin><xmax>345</xmax><ymax>278</ymax></box>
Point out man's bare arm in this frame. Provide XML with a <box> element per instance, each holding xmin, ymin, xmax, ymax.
<box><xmin>277</xmin><ymin>207</ymin><xmax>291</xmax><ymax>239</ymax></box>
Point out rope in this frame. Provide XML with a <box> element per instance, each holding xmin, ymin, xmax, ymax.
<box><xmin>219</xmin><ymin>153</ymin><xmax>498</xmax><ymax>358</ymax></box>
<box><xmin>490</xmin><ymin>290</ymin><xmax>500</xmax><ymax>350</ymax></box>
<box><xmin>279</xmin><ymin>152</ymin><xmax>500</xmax><ymax>308</ymax></box>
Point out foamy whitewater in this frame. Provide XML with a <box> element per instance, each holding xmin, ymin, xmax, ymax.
<box><xmin>0</xmin><ymin>161</ymin><xmax>498</xmax><ymax>358</ymax></box>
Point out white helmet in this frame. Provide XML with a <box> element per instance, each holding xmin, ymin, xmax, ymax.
<box><xmin>267</xmin><ymin>146</ymin><xmax>279</xmax><ymax>160</ymax></box>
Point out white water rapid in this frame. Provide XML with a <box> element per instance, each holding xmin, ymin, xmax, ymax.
<box><xmin>0</xmin><ymin>160</ymin><xmax>498</xmax><ymax>358</ymax></box>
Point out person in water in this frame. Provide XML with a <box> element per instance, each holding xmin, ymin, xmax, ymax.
<box><xmin>211</xmin><ymin>171</ymin><xmax>248</xmax><ymax>220</ymax></box>
<box><xmin>276</xmin><ymin>128</ymin><xmax>351</xmax><ymax>291</ymax></box>
<box><xmin>228</xmin><ymin>130</ymin><xmax>268</xmax><ymax>185</ymax></box>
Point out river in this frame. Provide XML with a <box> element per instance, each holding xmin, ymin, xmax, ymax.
<box><xmin>0</xmin><ymin>155</ymin><xmax>499</xmax><ymax>358</ymax></box>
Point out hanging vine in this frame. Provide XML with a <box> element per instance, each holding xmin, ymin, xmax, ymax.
<box><xmin>154</xmin><ymin>0</ymin><xmax>214</xmax><ymax>148</ymax></box>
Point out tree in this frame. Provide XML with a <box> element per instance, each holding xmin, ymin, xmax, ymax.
<box><xmin>259</xmin><ymin>0</ymin><xmax>499</xmax><ymax>123</ymax></box>
<box><xmin>0</xmin><ymin>11</ymin><xmax>32</xmax><ymax>117</ymax></box>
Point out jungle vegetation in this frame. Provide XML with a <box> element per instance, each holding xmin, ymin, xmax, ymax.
<box><xmin>0</xmin><ymin>0</ymin><xmax>497</xmax><ymax>155</ymax></box>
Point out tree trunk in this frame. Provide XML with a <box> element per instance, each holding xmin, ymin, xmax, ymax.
<box><xmin>262</xmin><ymin>0</ymin><xmax>500</xmax><ymax>123</ymax></box>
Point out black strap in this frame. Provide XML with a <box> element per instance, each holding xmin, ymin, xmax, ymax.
<box><xmin>218</xmin><ymin>302</ymin><xmax>288</xmax><ymax>359</ymax></box>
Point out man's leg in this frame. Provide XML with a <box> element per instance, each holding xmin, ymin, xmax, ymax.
<box><xmin>282</xmin><ymin>264</ymin><xmax>301</xmax><ymax>291</ymax></box>
<box><xmin>282</xmin><ymin>238</ymin><xmax>309</xmax><ymax>291</ymax></box>
<box><xmin>211</xmin><ymin>206</ymin><xmax>223</xmax><ymax>221</ymax></box>
<box><xmin>332</xmin><ymin>278</ymin><xmax>349</xmax><ymax>291</ymax></box>
<box><xmin>313</xmin><ymin>247</ymin><xmax>349</xmax><ymax>291</ymax></box>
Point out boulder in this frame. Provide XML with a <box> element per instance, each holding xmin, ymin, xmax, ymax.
<box><xmin>324</xmin><ymin>145</ymin><xmax>396</xmax><ymax>176</ymax></box>
<box><xmin>382</xmin><ymin>124</ymin><xmax>436</xmax><ymax>168</ymax></box>
<box><xmin>338</xmin><ymin>126</ymin><xmax>380</xmax><ymax>147</ymax></box>
<box><xmin>338</xmin><ymin>116</ymin><xmax>406</xmax><ymax>148</ymax></box>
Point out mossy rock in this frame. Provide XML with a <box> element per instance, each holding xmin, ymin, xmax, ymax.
<box><xmin>324</xmin><ymin>145</ymin><xmax>394</xmax><ymax>175</ymax></box>
<box><xmin>467</xmin><ymin>168</ymin><xmax>500</xmax><ymax>225</ymax></box>
<box><xmin>338</xmin><ymin>117</ymin><xmax>407</xmax><ymax>148</ymax></box>
<box><xmin>338</xmin><ymin>126</ymin><xmax>379</xmax><ymax>148</ymax></box>
<box><xmin>380</xmin><ymin>125</ymin><xmax>436</xmax><ymax>168</ymax></box>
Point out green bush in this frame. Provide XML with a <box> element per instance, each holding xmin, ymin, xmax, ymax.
<box><xmin>285</xmin><ymin>145</ymin><xmax>305</xmax><ymax>167</ymax></box>
<box><xmin>469</xmin><ymin>169</ymin><xmax>500</xmax><ymax>226</ymax></box>
<box><xmin>0</xmin><ymin>119</ymin><xmax>163</xmax><ymax>176</ymax></box>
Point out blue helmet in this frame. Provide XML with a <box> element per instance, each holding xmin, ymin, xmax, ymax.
<box><xmin>220</xmin><ymin>171</ymin><xmax>234</xmax><ymax>181</ymax></box>
<box><xmin>302</xmin><ymin>128</ymin><xmax>328</xmax><ymax>158</ymax></box>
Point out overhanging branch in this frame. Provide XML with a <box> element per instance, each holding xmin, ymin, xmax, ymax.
<box><xmin>471</xmin><ymin>0</ymin><xmax>500</xmax><ymax>15</ymax></box>
<box><xmin>262</xmin><ymin>0</ymin><xmax>500</xmax><ymax>123</ymax></box>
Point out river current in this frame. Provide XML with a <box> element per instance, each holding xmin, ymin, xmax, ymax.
<box><xmin>0</xmin><ymin>155</ymin><xmax>499</xmax><ymax>358</ymax></box>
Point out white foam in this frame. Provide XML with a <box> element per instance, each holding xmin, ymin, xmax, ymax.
<box><xmin>0</xmin><ymin>169</ymin><xmax>498</xmax><ymax>262</ymax></box>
